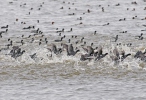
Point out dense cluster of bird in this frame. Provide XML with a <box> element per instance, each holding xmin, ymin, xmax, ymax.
<box><xmin>0</xmin><ymin>1</ymin><xmax>146</xmax><ymax>63</ymax></box>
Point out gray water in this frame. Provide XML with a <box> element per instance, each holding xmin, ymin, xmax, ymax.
<box><xmin>0</xmin><ymin>0</ymin><xmax>146</xmax><ymax>99</ymax></box>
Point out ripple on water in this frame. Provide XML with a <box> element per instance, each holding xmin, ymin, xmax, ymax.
<box><xmin>0</xmin><ymin>0</ymin><xmax>146</xmax><ymax>99</ymax></box>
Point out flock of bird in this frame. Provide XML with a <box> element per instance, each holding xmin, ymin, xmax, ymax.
<box><xmin>0</xmin><ymin>0</ymin><xmax>146</xmax><ymax>64</ymax></box>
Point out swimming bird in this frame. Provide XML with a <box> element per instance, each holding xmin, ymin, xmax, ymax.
<box><xmin>114</xmin><ymin>35</ymin><xmax>118</xmax><ymax>42</ymax></box>
<box><xmin>134</xmin><ymin>50</ymin><xmax>146</xmax><ymax>61</ymax></box>
<box><xmin>91</xmin><ymin>43</ymin><xmax>94</xmax><ymax>47</ymax></box>
<box><xmin>30</xmin><ymin>38</ymin><xmax>34</xmax><ymax>43</ymax></box>
<box><xmin>68</xmin><ymin>28</ymin><xmax>73</xmax><ymax>32</ymax></box>
<box><xmin>56</xmin><ymin>28</ymin><xmax>64</xmax><ymax>33</ymax></box>
<box><xmin>119</xmin><ymin>18</ymin><xmax>126</xmax><ymax>21</ymax></box>
<box><xmin>138</xmin><ymin>37</ymin><xmax>143</xmax><ymax>40</ymax></box>
<box><xmin>93</xmin><ymin>31</ymin><xmax>97</xmax><ymax>35</ymax></box>
<box><xmin>94</xmin><ymin>46</ymin><xmax>108</xmax><ymax>61</ymax></box>
<box><xmin>60</xmin><ymin>7</ymin><xmax>63</xmax><ymax>9</ymax></box>
<box><xmin>61</xmin><ymin>43</ymin><xmax>68</xmax><ymax>49</ymax></box>
<box><xmin>68</xmin><ymin>39</ymin><xmax>71</xmax><ymax>43</ymax></box>
<box><xmin>39</xmin><ymin>42</ymin><xmax>41</xmax><ymax>45</ymax></box>
<box><xmin>22</xmin><ymin>35</ymin><xmax>24</xmax><ymax>38</ymax></box>
<box><xmin>68</xmin><ymin>13</ymin><xmax>75</xmax><ymax>15</ymax></box>
<box><xmin>59</xmin><ymin>33</ymin><xmax>61</xmax><ymax>36</ymax></box>
<box><xmin>0</xmin><ymin>29</ymin><xmax>8</xmax><ymax>33</ymax></box>
<box><xmin>45</xmin><ymin>41</ymin><xmax>48</xmax><ymax>44</ymax></box>
<box><xmin>103</xmin><ymin>23</ymin><xmax>109</xmax><ymax>26</ymax></box>
<box><xmin>13</xmin><ymin>50</ymin><xmax>25</xmax><ymax>59</ymax></box>
<box><xmin>23</xmin><ymin>26</ymin><xmax>31</xmax><ymax>30</ymax></box>
<box><xmin>135</xmin><ymin>33</ymin><xmax>143</xmax><ymax>40</ymax></box>
<box><xmin>94</xmin><ymin>46</ymin><xmax>102</xmax><ymax>57</ymax></box>
<box><xmin>95</xmin><ymin>53</ymin><xmax>108</xmax><ymax>61</ymax></box>
<box><xmin>77</xmin><ymin>17</ymin><xmax>82</xmax><ymax>20</ymax></box>
<box><xmin>0</xmin><ymin>45</ymin><xmax>10</xmax><ymax>52</ymax></box>
<box><xmin>119</xmin><ymin>31</ymin><xmax>127</xmax><ymax>33</ymax></box>
<box><xmin>30</xmin><ymin>53</ymin><xmax>37</xmax><ymax>60</ymax></box>
<box><xmin>62</xmin><ymin>44</ymin><xmax>68</xmax><ymax>52</ymax></box>
<box><xmin>115</xmin><ymin>3</ymin><xmax>120</xmax><ymax>6</ymax></box>
<box><xmin>21</xmin><ymin>40</ymin><xmax>24</xmax><ymax>45</ymax></box>
<box><xmin>102</xmin><ymin>7</ymin><xmax>104</xmax><ymax>12</ymax></box>
<box><xmin>1</xmin><ymin>25</ymin><xmax>8</xmax><ymax>29</ymax></box>
<box><xmin>67</xmin><ymin>44</ymin><xmax>80</xmax><ymax>56</ymax></box>
<box><xmin>37</xmin><ymin>20</ymin><xmax>39</xmax><ymax>23</ymax></box>
<box><xmin>80</xmin><ymin>37</ymin><xmax>84</xmax><ymax>43</ymax></box>
<box><xmin>87</xmin><ymin>9</ymin><xmax>90</xmax><ymax>13</ymax></box>
<box><xmin>8</xmin><ymin>38</ymin><xmax>10</xmax><ymax>41</ymax></box>
<box><xmin>120</xmin><ymin>50</ymin><xmax>131</xmax><ymax>61</ymax></box>
<box><xmin>82</xmin><ymin>46</ymin><xmax>94</xmax><ymax>56</ymax></box>
<box><xmin>80</xmin><ymin>54</ymin><xmax>93</xmax><ymax>61</ymax></box>
<box><xmin>0</xmin><ymin>33</ymin><xmax>2</xmax><ymax>38</ymax></box>
<box><xmin>9</xmin><ymin>46</ymin><xmax>25</xmax><ymax>59</ymax></box>
<box><xmin>45</xmin><ymin>38</ymin><xmax>47</xmax><ymax>41</ymax></box>
<box><xmin>28</xmin><ymin>35</ymin><xmax>31</xmax><ymax>38</ymax></box>
<box><xmin>50</xmin><ymin>44</ymin><xmax>58</xmax><ymax>54</ymax></box>
<box><xmin>31</xmin><ymin>28</ymin><xmax>39</xmax><ymax>33</ymax></box>
<box><xmin>9</xmin><ymin>41</ymin><xmax>13</xmax><ymax>46</ymax></box>
<box><xmin>54</xmin><ymin>37</ymin><xmax>64</xmax><ymax>42</ymax></box>
<box><xmin>47</xmin><ymin>44</ymin><xmax>62</xmax><ymax>55</ymax></box>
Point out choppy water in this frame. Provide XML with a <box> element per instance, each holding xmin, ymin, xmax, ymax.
<box><xmin>0</xmin><ymin>0</ymin><xmax>146</xmax><ymax>99</ymax></box>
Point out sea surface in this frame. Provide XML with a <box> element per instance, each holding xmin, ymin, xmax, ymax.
<box><xmin>0</xmin><ymin>0</ymin><xmax>146</xmax><ymax>99</ymax></box>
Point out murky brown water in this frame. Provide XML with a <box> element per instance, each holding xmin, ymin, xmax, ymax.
<box><xmin>0</xmin><ymin>0</ymin><xmax>146</xmax><ymax>99</ymax></box>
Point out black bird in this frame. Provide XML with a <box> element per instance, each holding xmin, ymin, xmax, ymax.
<box><xmin>80</xmin><ymin>37</ymin><xmax>84</xmax><ymax>43</ymax></box>
<box><xmin>120</xmin><ymin>50</ymin><xmax>131</xmax><ymax>61</ymax></box>
<box><xmin>93</xmin><ymin>31</ymin><xmax>97</xmax><ymax>35</ymax></box>
<box><xmin>8</xmin><ymin>38</ymin><xmax>10</xmax><ymax>41</ymax></box>
<box><xmin>28</xmin><ymin>35</ymin><xmax>31</xmax><ymax>38</ymax></box>
<box><xmin>21</xmin><ymin>40</ymin><xmax>24</xmax><ymax>45</ymax></box>
<box><xmin>23</xmin><ymin>26</ymin><xmax>31</xmax><ymax>30</ymax></box>
<box><xmin>68</xmin><ymin>28</ymin><xmax>73</xmax><ymax>32</ymax></box>
<box><xmin>77</xmin><ymin>17</ymin><xmax>82</xmax><ymax>20</ymax></box>
<box><xmin>68</xmin><ymin>39</ymin><xmax>71</xmax><ymax>43</ymax></box>
<box><xmin>1</xmin><ymin>29</ymin><xmax>8</xmax><ymax>33</ymax></box>
<box><xmin>13</xmin><ymin>50</ymin><xmax>25</xmax><ymax>59</ymax></box>
<box><xmin>119</xmin><ymin>18</ymin><xmax>126</xmax><ymax>21</ymax></box>
<box><xmin>1</xmin><ymin>25</ymin><xmax>8</xmax><ymax>29</ymax></box>
<box><xmin>135</xmin><ymin>33</ymin><xmax>143</xmax><ymax>39</ymax></box>
<box><xmin>30</xmin><ymin>38</ymin><xmax>34</xmax><ymax>43</ymax></box>
<box><xmin>57</xmin><ymin>28</ymin><xmax>64</xmax><ymax>33</ymax></box>
<box><xmin>9</xmin><ymin>46</ymin><xmax>25</xmax><ymax>59</ymax></box>
<box><xmin>95</xmin><ymin>53</ymin><xmax>108</xmax><ymax>61</ymax></box>
<box><xmin>10</xmin><ymin>41</ymin><xmax>13</xmax><ymax>46</ymax></box>
<box><xmin>39</xmin><ymin>42</ymin><xmax>41</xmax><ymax>45</ymax></box>
<box><xmin>30</xmin><ymin>53</ymin><xmax>37</xmax><ymax>60</ymax></box>
<box><xmin>80</xmin><ymin>54</ymin><xmax>93</xmax><ymax>61</ymax></box>
<box><xmin>54</xmin><ymin>37</ymin><xmax>64</xmax><ymax>42</ymax></box>
<box><xmin>45</xmin><ymin>38</ymin><xmax>47</xmax><ymax>41</ymax></box>
<box><xmin>103</xmin><ymin>23</ymin><xmax>109</xmax><ymax>26</ymax></box>
<box><xmin>114</xmin><ymin>35</ymin><xmax>118</xmax><ymax>42</ymax></box>
<box><xmin>94</xmin><ymin>46</ymin><xmax>102</xmax><ymax>57</ymax></box>
<box><xmin>45</xmin><ymin>41</ymin><xmax>48</xmax><ymax>44</ymax></box>
<box><xmin>59</xmin><ymin>33</ymin><xmax>61</xmax><ymax>36</ymax></box>
<box><xmin>0</xmin><ymin>33</ymin><xmax>2</xmax><ymax>38</ymax></box>
<box><xmin>31</xmin><ymin>28</ymin><xmax>39</xmax><ymax>33</ymax></box>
